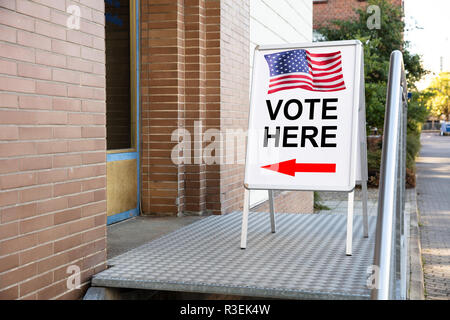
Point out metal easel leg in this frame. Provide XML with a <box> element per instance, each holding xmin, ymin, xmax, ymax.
<box><xmin>346</xmin><ymin>190</ymin><xmax>354</xmax><ymax>256</ymax></box>
<box><xmin>362</xmin><ymin>181</ymin><xmax>369</xmax><ymax>238</ymax></box>
<box><xmin>240</xmin><ymin>189</ymin><xmax>251</xmax><ymax>249</ymax></box>
<box><xmin>268</xmin><ymin>190</ymin><xmax>276</xmax><ymax>233</ymax></box>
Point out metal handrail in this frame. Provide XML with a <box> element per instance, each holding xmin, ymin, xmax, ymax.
<box><xmin>371</xmin><ymin>50</ymin><xmax>408</xmax><ymax>300</ymax></box>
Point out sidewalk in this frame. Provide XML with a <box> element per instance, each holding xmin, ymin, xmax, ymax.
<box><xmin>416</xmin><ymin>132</ymin><xmax>450</xmax><ymax>300</ymax></box>
<box><xmin>316</xmin><ymin>188</ymin><xmax>379</xmax><ymax>216</ymax></box>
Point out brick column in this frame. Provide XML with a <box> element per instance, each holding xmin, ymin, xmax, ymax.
<box><xmin>140</xmin><ymin>0</ymin><xmax>250</xmax><ymax>217</ymax></box>
<box><xmin>140</xmin><ymin>0</ymin><xmax>186</xmax><ymax>215</ymax></box>
<box><xmin>204</xmin><ymin>0</ymin><xmax>222</xmax><ymax>214</ymax></box>
<box><xmin>184</xmin><ymin>0</ymin><xmax>207</xmax><ymax>214</ymax></box>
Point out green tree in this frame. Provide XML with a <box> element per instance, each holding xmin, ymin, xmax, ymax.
<box><xmin>424</xmin><ymin>72</ymin><xmax>450</xmax><ymax>120</ymax></box>
<box><xmin>316</xmin><ymin>0</ymin><xmax>429</xmax><ymax>186</ymax></box>
<box><xmin>317</xmin><ymin>0</ymin><xmax>427</xmax><ymax>130</ymax></box>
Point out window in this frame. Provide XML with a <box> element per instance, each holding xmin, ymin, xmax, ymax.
<box><xmin>105</xmin><ymin>0</ymin><xmax>136</xmax><ymax>151</ymax></box>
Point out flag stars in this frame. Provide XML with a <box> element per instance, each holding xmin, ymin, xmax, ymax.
<box><xmin>264</xmin><ymin>49</ymin><xmax>312</xmax><ymax>76</ymax></box>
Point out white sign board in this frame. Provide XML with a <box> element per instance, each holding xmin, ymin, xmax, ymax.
<box><xmin>244</xmin><ymin>40</ymin><xmax>364</xmax><ymax>192</ymax></box>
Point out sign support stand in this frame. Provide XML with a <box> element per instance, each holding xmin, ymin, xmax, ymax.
<box><xmin>345</xmin><ymin>53</ymin><xmax>369</xmax><ymax>255</ymax></box>
<box><xmin>269</xmin><ymin>190</ymin><xmax>276</xmax><ymax>233</ymax></box>
<box><xmin>240</xmin><ymin>189</ymin><xmax>250</xmax><ymax>249</ymax></box>
<box><xmin>362</xmin><ymin>180</ymin><xmax>369</xmax><ymax>238</ymax></box>
<box><xmin>241</xmin><ymin>189</ymin><xmax>276</xmax><ymax>249</ymax></box>
<box><xmin>359</xmin><ymin>102</ymin><xmax>369</xmax><ymax>240</ymax></box>
<box><xmin>359</xmin><ymin>51</ymin><xmax>370</xmax><ymax>241</ymax></box>
<box><xmin>346</xmin><ymin>191</ymin><xmax>355</xmax><ymax>255</ymax></box>
<box><xmin>241</xmin><ymin>40</ymin><xmax>369</xmax><ymax>253</ymax></box>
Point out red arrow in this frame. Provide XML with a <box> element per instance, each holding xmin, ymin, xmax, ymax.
<box><xmin>261</xmin><ymin>159</ymin><xmax>336</xmax><ymax>176</ymax></box>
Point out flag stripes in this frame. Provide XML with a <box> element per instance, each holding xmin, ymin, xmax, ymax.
<box><xmin>264</xmin><ymin>49</ymin><xmax>346</xmax><ymax>94</ymax></box>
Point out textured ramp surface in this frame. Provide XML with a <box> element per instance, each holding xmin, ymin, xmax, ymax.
<box><xmin>93</xmin><ymin>212</ymin><xmax>376</xmax><ymax>299</ymax></box>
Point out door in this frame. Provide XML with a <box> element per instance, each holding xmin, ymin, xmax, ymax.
<box><xmin>105</xmin><ymin>0</ymin><xmax>140</xmax><ymax>224</ymax></box>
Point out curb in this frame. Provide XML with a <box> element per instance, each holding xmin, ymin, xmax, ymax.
<box><xmin>408</xmin><ymin>187</ymin><xmax>425</xmax><ymax>300</ymax></box>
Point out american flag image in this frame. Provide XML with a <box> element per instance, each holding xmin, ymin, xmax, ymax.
<box><xmin>264</xmin><ymin>49</ymin><xmax>346</xmax><ymax>94</ymax></box>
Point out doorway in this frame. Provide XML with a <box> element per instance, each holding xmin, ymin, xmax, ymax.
<box><xmin>105</xmin><ymin>0</ymin><xmax>140</xmax><ymax>224</ymax></box>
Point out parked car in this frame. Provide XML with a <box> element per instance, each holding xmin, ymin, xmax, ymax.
<box><xmin>440</xmin><ymin>122</ymin><xmax>450</xmax><ymax>136</ymax></box>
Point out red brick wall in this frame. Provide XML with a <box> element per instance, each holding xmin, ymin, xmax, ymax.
<box><xmin>204</xmin><ymin>0</ymin><xmax>221</xmax><ymax>214</ymax></box>
<box><xmin>252</xmin><ymin>191</ymin><xmax>314</xmax><ymax>214</ymax></box>
<box><xmin>184</xmin><ymin>0</ymin><xmax>207</xmax><ymax>214</ymax></box>
<box><xmin>313</xmin><ymin>0</ymin><xmax>403</xmax><ymax>29</ymax></box>
<box><xmin>0</xmin><ymin>0</ymin><xmax>106</xmax><ymax>300</ymax></box>
<box><xmin>140</xmin><ymin>0</ymin><xmax>185</xmax><ymax>216</ymax></box>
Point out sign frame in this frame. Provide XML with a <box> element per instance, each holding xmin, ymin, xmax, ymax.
<box><xmin>241</xmin><ymin>40</ymin><xmax>369</xmax><ymax>252</ymax></box>
<box><xmin>244</xmin><ymin>40</ymin><xmax>364</xmax><ymax>192</ymax></box>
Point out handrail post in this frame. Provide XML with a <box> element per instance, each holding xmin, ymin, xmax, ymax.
<box><xmin>371</xmin><ymin>50</ymin><xmax>408</xmax><ymax>300</ymax></box>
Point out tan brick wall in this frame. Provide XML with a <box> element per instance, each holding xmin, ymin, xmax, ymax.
<box><xmin>0</xmin><ymin>0</ymin><xmax>313</xmax><ymax>300</ymax></box>
<box><xmin>313</xmin><ymin>0</ymin><xmax>403</xmax><ymax>29</ymax></box>
<box><xmin>0</xmin><ymin>0</ymin><xmax>106</xmax><ymax>300</ymax></box>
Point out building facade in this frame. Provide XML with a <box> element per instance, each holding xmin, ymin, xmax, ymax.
<box><xmin>0</xmin><ymin>0</ymin><xmax>313</xmax><ymax>300</ymax></box>
<box><xmin>313</xmin><ymin>0</ymin><xmax>403</xmax><ymax>30</ymax></box>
